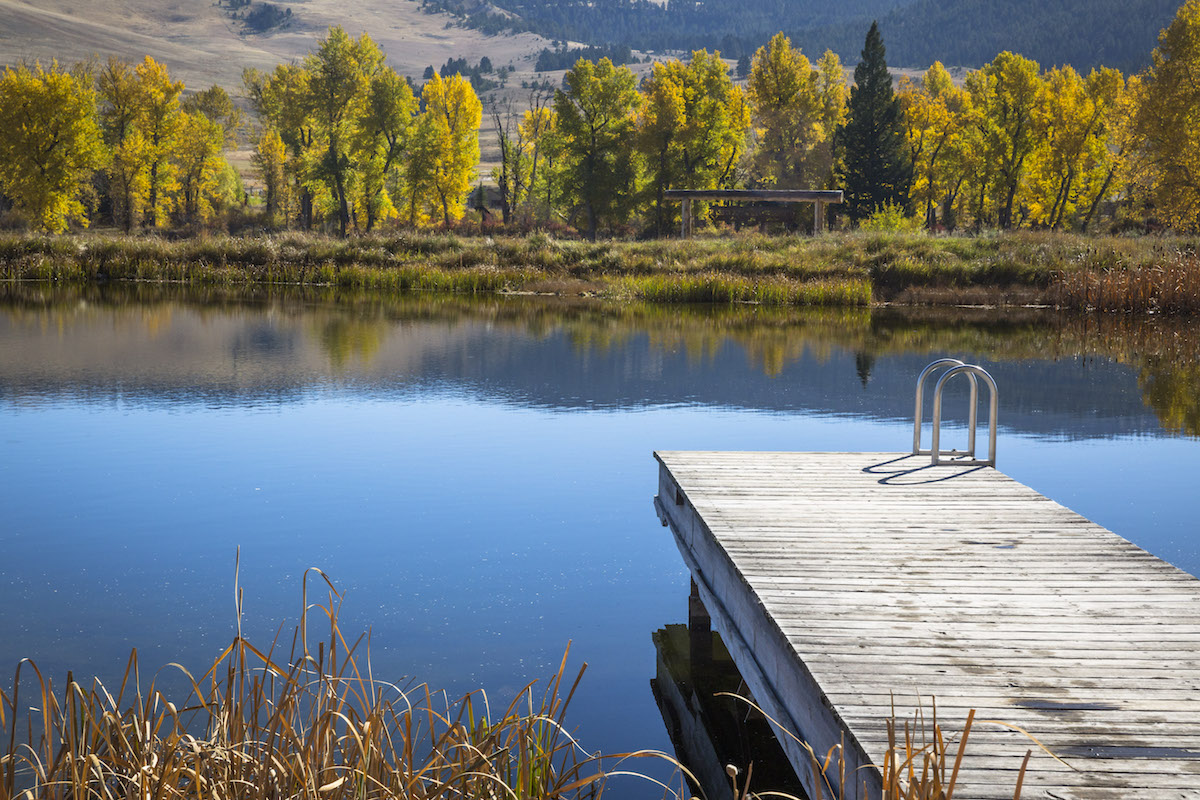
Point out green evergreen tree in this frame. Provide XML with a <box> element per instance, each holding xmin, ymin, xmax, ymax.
<box><xmin>837</xmin><ymin>21</ymin><xmax>912</xmax><ymax>222</ymax></box>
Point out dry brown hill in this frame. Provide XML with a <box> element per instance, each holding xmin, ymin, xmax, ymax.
<box><xmin>0</xmin><ymin>0</ymin><xmax>551</xmax><ymax>88</ymax></box>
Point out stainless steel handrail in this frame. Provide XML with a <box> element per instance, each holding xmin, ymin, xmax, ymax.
<box><xmin>913</xmin><ymin>358</ymin><xmax>978</xmax><ymax>457</ymax></box>
<box><xmin>931</xmin><ymin>364</ymin><xmax>998</xmax><ymax>467</ymax></box>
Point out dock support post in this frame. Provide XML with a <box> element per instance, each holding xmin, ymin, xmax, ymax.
<box><xmin>688</xmin><ymin>578</ymin><xmax>712</xmax><ymax>667</ymax></box>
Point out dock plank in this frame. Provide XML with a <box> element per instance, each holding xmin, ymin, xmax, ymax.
<box><xmin>654</xmin><ymin>451</ymin><xmax>1200</xmax><ymax>800</ymax></box>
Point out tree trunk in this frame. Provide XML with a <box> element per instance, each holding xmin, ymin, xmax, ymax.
<box><xmin>499</xmin><ymin>140</ymin><xmax>512</xmax><ymax>225</ymax></box>
<box><xmin>544</xmin><ymin>155</ymin><xmax>554</xmax><ymax>223</ymax></box>
<box><xmin>148</xmin><ymin>161</ymin><xmax>159</xmax><ymax>228</ymax></box>
<box><xmin>499</xmin><ymin>163</ymin><xmax>512</xmax><ymax>225</ymax></box>
<box><xmin>1082</xmin><ymin>166</ymin><xmax>1118</xmax><ymax>232</ymax></box>
<box><xmin>331</xmin><ymin>138</ymin><xmax>349</xmax><ymax>237</ymax></box>
<box><xmin>123</xmin><ymin>183</ymin><xmax>134</xmax><ymax>233</ymax></box>
<box><xmin>1048</xmin><ymin>176</ymin><xmax>1068</xmax><ymax>229</ymax></box>
<box><xmin>1053</xmin><ymin>168</ymin><xmax>1079</xmax><ymax>230</ymax></box>
<box><xmin>655</xmin><ymin>145</ymin><xmax>668</xmax><ymax>236</ymax></box>
<box><xmin>300</xmin><ymin>187</ymin><xmax>313</xmax><ymax>230</ymax></box>
<box><xmin>975</xmin><ymin>178</ymin><xmax>988</xmax><ymax>232</ymax></box>
<box><xmin>1001</xmin><ymin>179</ymin><xmax>1018</xmax><ymax>229</ymax></box>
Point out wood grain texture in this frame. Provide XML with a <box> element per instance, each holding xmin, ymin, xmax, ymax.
<box><xmin>654</xmin><ymin>451</ymin><xmax>1200</xmax><ymax>800</ymax></box>
<box><xmin>662</xmin><ymin>189</ymin><xmax>844</xmax><ymax>201</ymax></box>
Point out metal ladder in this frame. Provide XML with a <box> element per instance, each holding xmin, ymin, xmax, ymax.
<box><xmin>913</xmin><ymin>359</ymin><xmax>998</xmax><ymax>467</ymax></box>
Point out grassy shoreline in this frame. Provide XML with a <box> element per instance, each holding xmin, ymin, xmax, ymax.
<box><xmin>3</xmin><ymin>230</ymin><xmax>1200</xmax><ymax>312</ymax></box>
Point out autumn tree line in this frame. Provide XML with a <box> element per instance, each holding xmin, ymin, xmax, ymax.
<box><xmin>0</xmin><ymin>57</ymin><xmax>243</xmax><ymax>234</ymax></box>
<box><xmin>898</xmin><ymin>0</ymin><xmax>1200</xmax><ymax>234</ymax></box>
<box><xmin>4</xmin><ymin>0</ymin><xmax>1200</xmax><ymax>236</ymax></box>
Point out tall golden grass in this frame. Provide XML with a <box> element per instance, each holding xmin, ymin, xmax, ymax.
<box><xmin>6</xmin><ymin>229</ymin><xmax>1200</xmax><ymax>312</ymax></box>
<box><xmin>1</xmin><ymin>563</ymin><xmax>1048</xmax><ymax>800</ymax></box>
<box><xmin>13</xmin><ymin>229</ymin><xmax>1200</xmax><ymax>311</ymax></box>
<box><xmin>1053</xmin><ymin>250</ymin><xmax>1200</xmax><ymax>313</ymax></box>
<box><xmin>0</xmin><ymin>568</ymin><xmax>678</xmax><ymax>800</ymax></box>
<box><xmin>720</xmin><ymin>695</ymin><xmax>1037</xmax><ymax>800</ymax></box>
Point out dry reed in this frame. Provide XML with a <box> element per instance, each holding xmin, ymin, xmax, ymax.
<box><xmin>0</xmin><ymin>568</ymin><xmax>678</xmax><ymax>800</ymax></box>
<box><xmin>1</xmin><ymin>561</ymin><xmax>1056</xmax><ymax>800</ymax></box>
<box><xmin>719</xmin><ymin>694</ymin><xmax>1037</xmax><ymax>800</ymax></box>
<box><xmin>6</xmin><ymin>230</ymin><xmax>1200</xmax><ymax>312</ymax></box>
<box><xmin>1053</xmin><ymin>249</ymin><xmax>1200</xmax><ymax>313</ymax></box>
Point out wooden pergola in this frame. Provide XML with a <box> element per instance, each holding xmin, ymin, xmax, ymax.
<box><xmin>665</xmin><ymin>189</ymin><xmax>844</xmax><ymax>237</ymax></box>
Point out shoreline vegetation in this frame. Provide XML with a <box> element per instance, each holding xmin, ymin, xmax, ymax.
<box><xmin>3</xmin><ymin>230</ymin><xmax>1200</xmax><ymax>313</ymax></box>
<box><xmin>0</xmin><ymin>572</ymin><xmax>1031</xmax><ymax>800</ymax></box>
<box><xmin>0</xmin><ymin>572</ymin><xmax>677</xmax><ymax>800</ymax></box>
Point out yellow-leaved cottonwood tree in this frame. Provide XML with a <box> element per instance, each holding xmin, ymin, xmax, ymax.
<box><xmin>746</xmin><ymin>33</ymin><xmax>844</xmax><ymax>189</ymax></box>
<box><xmin>95</xmin><ymin>57</ymin><xmax>184</xmax><ymax>230</ymax></box>
<box><xmin>637</xmin><ymin>50</ymin><xmax>751</xmax><ymax>234</ymax></box>
<box><xmin>134</xmin><ymin>57</ymin><xmax>184</xmax><ymax>228</ymax></box>
<box><xmin>175</xmin><ymin>110</ymin><xmax>227</xmax><ymax>224</ymax></box>
<box><xmin>898</xmin><ymin>62</ymin><xmax>966</xmax><ymax>228</ymax></box>
<box><xmin>351</xmin><ymin>65</ymin><xmax>417</xmax><ymax>230</ymax></box>
<box><xmin>98</xmin><ymin>58</ymin><xmax>148</xmax><ymax>231</ymax></box>
<box><xmin>253</xmin><ymin>128</ymin><xmax>289</xmax><ymax>223</ymax></box>
<box><xmin>899</xmin><ymin>52</ymin><xmax>1128</xmax><ymax>231</ymax></box>
<box><xmin>246</xmin><ymin>28</ymin><xmax>479</xmax><ymax>233</ymax></box>
<box><xmin>244</xmin><ymin>62</ymin><xmax>317</xmax><ymax>228</ymax></box>
<box><xmin>96</xmin><ymin>56</ymin><xmax>234</xmax><ymax>229</ymax></box>
<box><xmin>976</xmin><ymin>52</ymin><xmax>1043</xmax><ymax>229</ymax></box>
<box><xmin>421</xmin><ymin>72</ymin><xmax>482</xmax><ymax>226</ymax></box>
<box><xmin>0</xmin><ymin>61</ymin><xmax>104</xmax><ymax>233</ymax></box>
<box><xmin>1133</xmin><ymin>0</ymin><xmax>1200</xmax><ymax>230</ymax></box>
<box><xmin>555</xmin><ymin>57</ymin><xmax>641</xmax><ymax>240</ymax></box>
<box><xmin>1025</xmin><ymin>65</ymin><xmax>1124</xmax><ymax>229</ymax></box>
<box><xmin>400</xmin><ymin>113</ymin><xmax>440</xmax><ymax>227</ymax></box>
<box><xmin>518</xmin><ymin>104</ymin><xmax>558</xmax><ymax>221</ymax></box>
<box><xmin>304</xmin><ymin>27</ymin><xmax>385</xmax><ymax>236</ymax></box>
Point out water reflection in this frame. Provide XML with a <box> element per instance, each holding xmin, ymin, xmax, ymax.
<box><xmin>2</xmin><ymin>282</ymin><xmax>1198</xmax><ymax>439</ymax></box>
<box><xmin>2</xmin><ymin>282</ymin><xmax>1198</xmax><ymax>784</ymax></box>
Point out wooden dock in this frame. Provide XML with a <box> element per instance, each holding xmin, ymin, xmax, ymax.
<box><xmin>653</xmin><ymin>451</ymin><xmax>1200</xmax><ymax>800</ymax></box>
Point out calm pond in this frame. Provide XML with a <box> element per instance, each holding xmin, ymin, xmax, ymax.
<box><xmin>2</xmin><ymin>283</ymin><xmax>1198</xmax><ymax>782</ymax></box>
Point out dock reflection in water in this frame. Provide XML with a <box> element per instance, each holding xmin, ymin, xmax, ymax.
<box><xmin>652</xmin><ymin>581</ymin><xmax>804</xmax><ymax>800</ymax></box>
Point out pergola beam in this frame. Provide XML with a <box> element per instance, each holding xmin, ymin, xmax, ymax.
<box><xmin>667</xmin><ymin>189</ymin><xmax>844</xmax><ymax>237</ymax></box>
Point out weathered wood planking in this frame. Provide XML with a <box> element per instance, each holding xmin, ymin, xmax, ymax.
<box><xmin>653</xmin><ymin>451</ymin><xmax>1200</xmax><ymax>800</ymax></box>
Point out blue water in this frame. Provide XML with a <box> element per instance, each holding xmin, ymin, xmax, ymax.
<box><xmin>1</xmin><ymin>290</ymin><xmax>1197</xmax><ymax>781</ymax></box>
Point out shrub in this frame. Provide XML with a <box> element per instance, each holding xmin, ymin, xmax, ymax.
<box><xmin>859</xmin><ymin>203</ymin><xmax>926</xmax><ymax>233</ymax></box>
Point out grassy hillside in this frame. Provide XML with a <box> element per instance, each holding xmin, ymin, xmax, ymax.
<box><xmin>423</xmin><ymin>0</ymin><xmax>915</xmax><ymax>58</ymax></box>
<box><xmin>0</xmin><ymin>0</ymin><xmax>1174</xmax><ymax>91</ymax></box>
<box><xmin>800</xmin><ymin>0</ymin><xmax>1182</xmax><ymax>71</ymax></box>
<box><xmin>433</xmin><ymin>0</ymin><xmax>1180</xmax><ymax>71</ymax></box>
<box><xmin>0</xmin><ymin>0</ymin><xmax>551</xmax><ymax>88</ymax></box>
